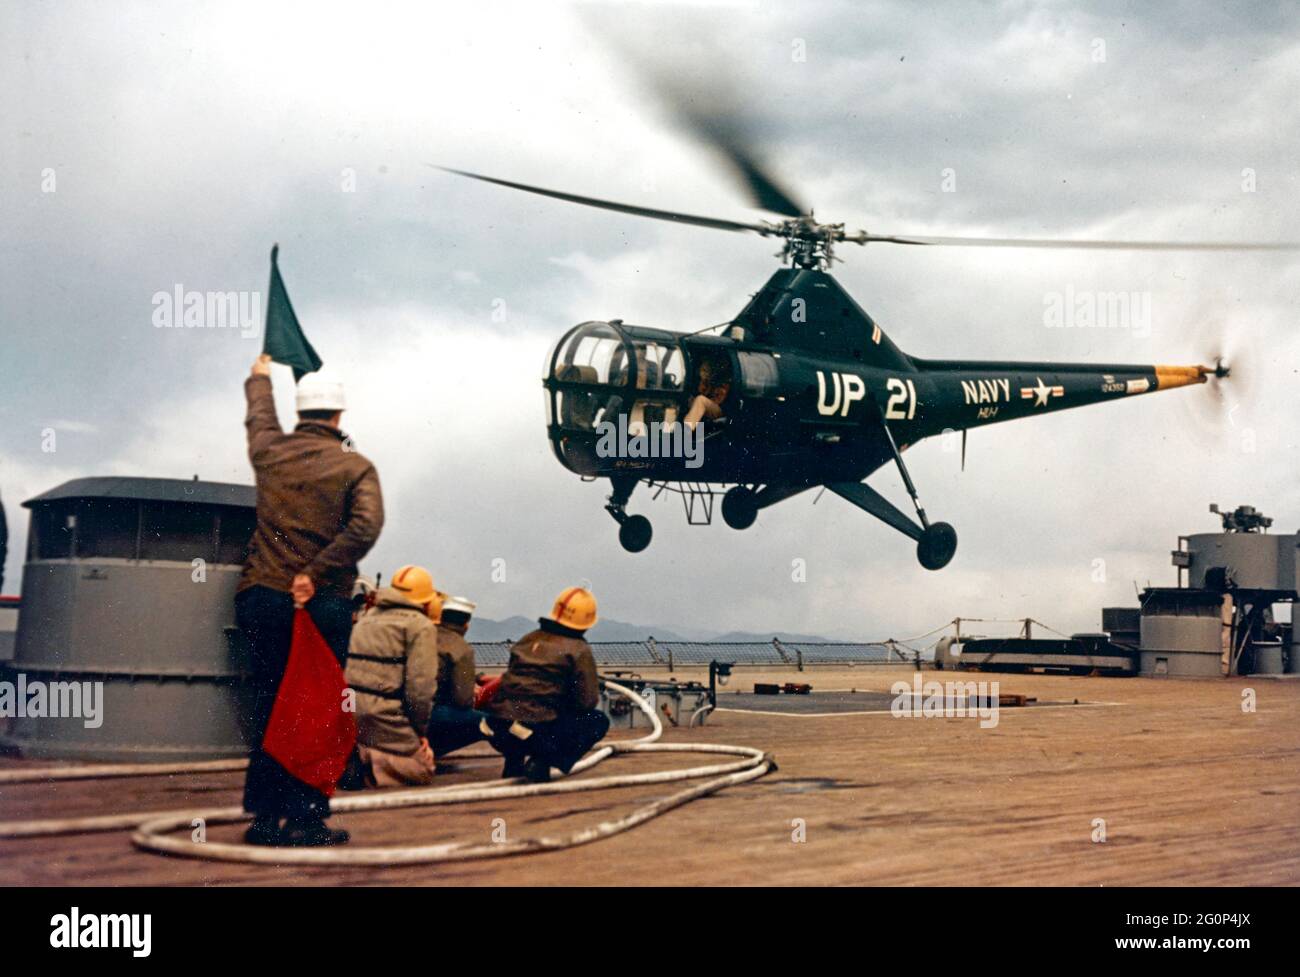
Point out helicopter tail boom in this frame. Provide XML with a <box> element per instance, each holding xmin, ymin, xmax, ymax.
<box><xmin>902</xmin><ymin>358</ymin><xmax>1218</xmax><ymax>442</ymax></box>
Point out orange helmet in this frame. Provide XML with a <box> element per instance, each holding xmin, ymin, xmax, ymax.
<box><xmin>390</xmin><ymin>565</ymin><xmax>438</xmax><ymax>607</ymax></box>
<box><xmin>548</xmin><ymin>586</ymin><xmax>597</xmax><ymax>631</ymax></box>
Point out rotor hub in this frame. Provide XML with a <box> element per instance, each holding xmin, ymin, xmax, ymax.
<box><xmin>762</xmin><ymin>217</ymin><xmax>855</xmax><ymax>270</ymax></box>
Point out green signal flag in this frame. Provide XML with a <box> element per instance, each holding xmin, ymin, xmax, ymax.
<box><xmin>262</xmin><ymin>244</ymin><xmax>323</xmax><ymax>381</ymax></box>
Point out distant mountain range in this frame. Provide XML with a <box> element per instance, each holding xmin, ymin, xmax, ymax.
<box><xmin>467</xmin><ymin>614</ymin><xmax>833</xmax><ymax>644</ymax></box>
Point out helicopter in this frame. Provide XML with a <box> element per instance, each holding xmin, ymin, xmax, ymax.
<box><xmin>437</xmin><ymin>124</ymin><xmax>1296</xmax><ymax>570</ymax></box>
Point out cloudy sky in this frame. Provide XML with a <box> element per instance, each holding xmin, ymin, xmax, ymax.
<box><xmin>2</xmin><ymin>0</ymin><xmax>1298</xmax><ymax>641</ymax></box>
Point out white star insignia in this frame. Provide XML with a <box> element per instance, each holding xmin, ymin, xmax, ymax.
<box><xmin>1031</xmin><ymin>377</ymin><xmax>1051</xmax><ymax>407</ymax></box>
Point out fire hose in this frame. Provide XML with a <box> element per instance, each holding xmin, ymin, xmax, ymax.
<box><xmin>0</xmin><ymin>681</ymin><xmax>775</xmax><ymax>865</ymax></box>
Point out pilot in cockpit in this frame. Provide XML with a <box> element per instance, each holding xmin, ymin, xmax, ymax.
<box><xmin>684</xmin><ymin>355</ymin><xmax>732</xmax><ymax>431</ymax></box>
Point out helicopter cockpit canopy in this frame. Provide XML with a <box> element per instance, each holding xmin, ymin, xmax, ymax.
<box><xmin>544</xmin><ymin>320</ymin><xmax>686</xmax><ymax>474</ymax></box>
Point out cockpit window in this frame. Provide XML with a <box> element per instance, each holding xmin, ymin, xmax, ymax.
<box><xmin>547</xmin><ymin>322</ymin><xmax>691</xmax><ymax>440</ymax></box>
<box><xmin>556</xmin><ymin>387</ymin><xmax>600</xmax><ymax>430</ymax></box>
<box><xmin>634</xmin><ymin>341</ymin><xmax>684</xmax><ymax>391</ymax></box>
<box><xmin>555</xmin><ymin>322</ymin><xmax>628</xmax><ymax>385</ymax></box>
<box><xmin>738</xmin><ymin>351</ymin><xmax>779</xmax><ymax>397</ymax></box>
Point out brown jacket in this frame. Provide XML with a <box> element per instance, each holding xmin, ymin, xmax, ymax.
<box><xmin>346</xmin><ymin>588</ymin><xmax>438</xmax><ymax>756</ymax></box>
<box><xmin>488</xmin><ymin>621</ymin><xmax>600</xmax><ymax>725</ymax></box>
<box><xmin>238</xmin><ymin>374</ymin><xmax>384</xmax><ymax>598</ymax></box>
<box><xmin>434</xmin><ymin>624</ymin><xmax>477</xmax><ymax>711</ymax></box>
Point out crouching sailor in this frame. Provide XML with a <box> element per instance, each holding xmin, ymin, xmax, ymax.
<box><xmin>425</xmin><ymin>595</ymin><xmax>492</xmax><ymax>758</ymax></box>
<box><xmin>485</xmin><ymin>587</ymin><xmax>610</xmax><ymax>783</ymax></box>
<box><xmin>344</xmin><ymin>565</ymin><xmax>442</xmax><ymax>787</ymax></box>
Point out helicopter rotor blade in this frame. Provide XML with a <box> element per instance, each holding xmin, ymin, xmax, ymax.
<box><xmin>433</xmin><ymin>168</ymin><xmax>1300</xmax><ymax>257</ymax></box>
<box><xmin>668</xmin><ymin>109</ymin><xmax>806</xmax><ymax>218</ymax></box>
<box><xmin>580</xmin><ymin>13</ymin><xmax>808</xmax><ymax>218</ymax></box>
<box><xmin>432</xmin><ymin>166</ymin><xmax>772</xmax><ymax>235</ymax></box>
<box><xmin>847</xmin><ymin>232</ymin><xmax>1300</xmax><ymax>252</ymax></box>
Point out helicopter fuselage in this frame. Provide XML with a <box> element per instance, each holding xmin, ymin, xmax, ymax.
<box><xmin>542</xmin><ymin>269</ymin><xmax>1209</xmax><ymax>489</ymax></box>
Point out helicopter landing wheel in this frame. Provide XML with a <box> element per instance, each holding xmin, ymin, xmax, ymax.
<box><xmin>916</xmin><ymin>522</ymin><xmax>957</xmax><ymax>571</ymax></box>
<box><xmin>721</xmin><ymin>487</ymin><xmax>758</xmax><ymax>530</ymax></box>
<box><xmin>618</xmin><ymin>514</ymin><xmax>653</xmax><ymax>553</ymax></box>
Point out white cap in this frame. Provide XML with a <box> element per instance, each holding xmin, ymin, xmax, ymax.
<box><xmin>296</xmin><ymin>370</ymin><xmax>347</xmax><ymax>412</ymax></box>
<box><xmin>442</xmin><ymin>596</ymin><xmax>476</xmax><ymax>617</ymax></box>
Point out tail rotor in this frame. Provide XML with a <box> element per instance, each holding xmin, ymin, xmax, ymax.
<box><xmin>1181</xmin><ymin>322</ymin><xmax>1253</xmax><ymax>443</ymax></box>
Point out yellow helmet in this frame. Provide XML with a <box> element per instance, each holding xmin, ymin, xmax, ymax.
<box><xmin>548</xmin><ymin>586</ymin><xmax>597</xmax><ymax>631</ymax></box>
<box><xmin>390</xmin><ymin>565</ymin><xmax>437</xmax><ymax>607</ymax></box>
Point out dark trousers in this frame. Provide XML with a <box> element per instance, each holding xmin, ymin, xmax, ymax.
<box><xmin>426</xmin><ymin>704</ymin><xmax>490</xmax><ymax>758</ymax></box>
<box><xmin>490</xmin><ymin>709</ymin><xmax>611</xmax><ymax>774</ymax></box>
<box><xmin>235</xmin><ymin>585</ymin><xmax>353</xmax><ymax>820</ymax></box>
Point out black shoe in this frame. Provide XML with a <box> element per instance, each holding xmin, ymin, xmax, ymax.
<box><xmin>281</xmin><ymin>818</ymin><xmax>350</xmax><ymax>847</ymax></box>
<box><xmin>336</xmin><ymin>751</ymin><xmax>370</xmax><ymax>791</ymax></box>
<box><xmin>244</xmin><ymin>816</ymin><xmax>283</xmax><ymax>847</ymax></box>
<box><xmin>501</xmin><ymin>754</ymin><xmax>528</xmax><ymax>779</ymax></box>
<box><xmin>523</xmin><ymin>758</ymin><xmax>552</xmax><ymax>783</ymax></box>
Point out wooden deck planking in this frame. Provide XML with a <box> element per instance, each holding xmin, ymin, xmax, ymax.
<box><xmin>1</xmin><ymin>666</ymin><xmax>1297</xmax><ymax>886</ymax></box>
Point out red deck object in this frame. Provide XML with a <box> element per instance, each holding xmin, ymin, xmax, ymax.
<box><xmin>474</xmin><ymin>675</ymin><xmax>503</xmax><ymax>709</ymax></box>
<box><xmin>263</xmin><ymin>609</ymin><xmax>357</xmax><ymax>797</ymax></box>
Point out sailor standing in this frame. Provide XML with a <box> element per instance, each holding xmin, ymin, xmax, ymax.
<box><xmin>236</xmin><ymin>354</ymin><xmax>384</xmax><ymax>846</ymax></box>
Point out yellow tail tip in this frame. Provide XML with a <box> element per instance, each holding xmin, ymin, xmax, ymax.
<box><xmin>1155</xmin><ymin>364</ymin><xmax>1211</xmax><ymax>389</ymax></box>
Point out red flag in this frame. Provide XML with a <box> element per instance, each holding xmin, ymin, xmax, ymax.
<box><xmin>263</xmin><ymin>609</ymin><xmax>357</xmax><ymax>796</ymax></box>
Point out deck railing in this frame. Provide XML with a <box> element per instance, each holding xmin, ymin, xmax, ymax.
<box><xmin>470</xmin><ymin>638</ymin><xmax>916</xmax><ymax>670</ymax></box>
